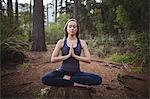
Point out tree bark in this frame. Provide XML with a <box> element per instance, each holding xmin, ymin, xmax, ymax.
<box><xmin>29</xmin><ymin>0</ymin><xmax>32</xmax><ymax>15</ymax></box>
<box><xmin>47</xmin><ymin>3</ymin><xmax>49</xmax><ymax>26</ymax></box>
<box><xmin>31</xmin><ymin>0</ymin><xmax>47</xmax><ymax>51</ymax></box>
<box><xmin>0</xmin><ymin>0</ymin><xmax>2</xmax><ymax>17</ymax></box>
<box><xmin>7</xmin><ymin>0</ymin><xmax>13</xmax><ymax>24</ymax></box>
<box><xmin>60</xmin><ymin>0</ymin><xmax>63</xmax><ymax>14</ymax></box>
<box><xmin>15</xmin><ymin>0</ymin><xmax>18</xmax><ymax>24</ymax></box>
<box><xmin>55</xmin><ymin>0</ymin><xmax>57</xmax><ymax>22</ymax></box>
<box><xmin>65</xmin><ymin>0</ymin><xmax>68</xmax><ymax>13</ymax></box>
<box><xmin>73</xmin><ymin>0</ymin><xmax>78</xmax><ymax>20</ymax></box>
<box><xmin>29</xmin><ymin>0</ymin><xmax>32</xmax><ymax>42</ymax></box>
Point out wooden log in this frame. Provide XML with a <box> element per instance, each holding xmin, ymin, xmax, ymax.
<box><xmin>117</xmin><ymin>72</ymin><xmax>149</xmax><ymax>98</ymax></box>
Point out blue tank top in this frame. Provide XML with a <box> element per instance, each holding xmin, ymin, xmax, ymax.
<box><xmin>61</xmin><ymin>38</ymin><xmax>82</xmax><ymax>72</ymax></box>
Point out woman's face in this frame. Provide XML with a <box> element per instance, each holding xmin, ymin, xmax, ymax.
<box><xmin>66</xmin><ymin>21</ymin><xmax>78</xmax><ymax>36</ymax></box>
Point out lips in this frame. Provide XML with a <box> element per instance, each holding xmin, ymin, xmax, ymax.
<box><xmin>70</xmin><ymin>31</ymin><xmax>74</xmax><ymax>34</ymax></box>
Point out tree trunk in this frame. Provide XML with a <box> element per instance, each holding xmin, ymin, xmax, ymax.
<box><xmin>55</xmin><ymin>0</ymin><xmax>57</xmax><ymax>22</ymax></box>
<box><xmin>29</xmin><ymin>0</ymin><xmax>32</xmax><ymax>18</ymax></box>
<box><xmin>103</xmin><ymin>0</ymin><xmax>112</xmax><ymax>5</ymax></box>
<box><xmin>73</xmin><ymin>0</ymin><xmax>78</xmax><ymax>20</ymax></box>
<box><xmin>7</xmin><ymin>0</ymin><xmax>13</xmax><ymax>24</ymax></box>
<box><xmin>60</xmin><ymin>0</ymin><xmax>63</xmax><ymax>14</ymax></box>
<box><xmin>15</xmin><ymin>0</ymin><xmax>18</xmax><ymax>24</ymax></box>
<box><xmin>40</xmin><ymin>87</ymin><xmax>96</xmax><ymax>99</ymax></box>
<box><xmin>65</xmin><ymin>0</ymin><xmax>68</xmax><ymax>13</ymax></box>
<box><xmin>31</xmin><ymin>0</ymin><xmax>47</xmax><ymax>51</ymax></box>
<box><xmin>29</xmin><ymin>0</ymin><xmax>32</xmax><ymax>42</ymax></box>
<box><xmin>100</xmin><ymin>5</ymin><xmax>105</xmax><ymax>23</ymax></box>
<box><xmin>47</xmin><ymin>3</ymin><xmax>49</xmax><ymax>26</ymax></box>
<box><xmin>0</xmin><ymin>0</ymin><xmax>2</xmax><ymax>17</ymax></box>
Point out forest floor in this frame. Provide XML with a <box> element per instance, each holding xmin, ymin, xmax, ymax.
<box><xmin>1</xmin><ymin>45</ymin><xmax>149</xmax><ymax>98</ymax></box>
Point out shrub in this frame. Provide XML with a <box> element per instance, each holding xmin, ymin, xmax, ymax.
<box><xmin>45</xmin><ymin>14</ymin><xmax>70</xmax><ymax>44</ymax></box>
<box><xmin>108</xmin><ymin>53</ymin><xmax>136</xmax><ymax>64</ymax></box>
<box><xmin>130</xmin><ymin>66</ymin><xmax>149</xmax><ymax>74</ymax></box>
<box><xmin>45</xmin><ymin>23</ymin><xmax>64</xmax><ymax>44</ymax></box>
<box><xmin>1</xmin><ymin>16</ymin><xmax>29</xmax><ymax>65</ymax></box>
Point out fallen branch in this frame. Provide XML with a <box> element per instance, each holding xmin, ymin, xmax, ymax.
<box><xmin>91</xmin><ymin>58</ymin><xmax>105</xmax><ymax>63</ymax></box>
<box><xmin>1</xmin><ymin>72</ymin><xmax>16</xmax><ymax>78</ymax></box>
<box><xmin>20</xmin><ymin>81</ymin><xmax>33</xmax><ymax>86</ymax></box>
<box><xmin>30</xmin><ymin>61</ymin><xmax>50</xmax><ymax>66</ymax></box>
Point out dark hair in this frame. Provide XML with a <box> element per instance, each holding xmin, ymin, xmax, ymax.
<box><xmin>64</xmin><ymin>18</ymin><xmax>80</xmax><ymax>38</ymax></box>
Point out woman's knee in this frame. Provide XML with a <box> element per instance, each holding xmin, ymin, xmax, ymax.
<box><xmin>41</xmin><ymin>73</ymin><xmax>54</xmax><ymax>85</ymax></box>
<box><xmin>93</xmin><ymin>75</ymin><xmax>102</xmax><ymax>85</ymax></box>
<box><xmin>41</xmin><ymin>71</ymin><xmax>62</xmax><ymax>85</ymax></box>
<box><xmin>41</xmin><ymin>75</ymin><xmax>49</xmax><ymax>85</ymax></box>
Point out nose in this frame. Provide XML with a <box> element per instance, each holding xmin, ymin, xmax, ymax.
<box><xmin>71</xmin><ymin>27</ymin><xmax>74</xmax><ymax>30</ymax></box>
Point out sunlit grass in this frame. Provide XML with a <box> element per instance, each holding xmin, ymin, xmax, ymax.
<box><xmin>130</xmin><ymin>66</ymin><xmax>149</xmax><ymax>74</ymax></box>
<box><xmin>108</xmin><ymin>53</ymin><xmax>136</xmax><ymax>64</ymax></box>
<box><xmin>20</xmin><ymin>62</ymin><xmax>30</xmax><ymax>68</ymax></box>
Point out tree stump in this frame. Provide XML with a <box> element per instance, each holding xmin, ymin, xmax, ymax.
<box><xmin>39</xmin><ymin>87</ymin><xmax>96</xmax><ymax>99</ymax></box>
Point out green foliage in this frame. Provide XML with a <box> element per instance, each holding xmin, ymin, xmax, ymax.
<box><xmin>130</xmin><ymin>66</ymin><xmax>149</xmax><ymax>74</ymax></box>
<box><xmin>45</xmin><ymin>23</ymin><xmax>63</xmax><ymax>44</ymax></box>
<box><xmin>108</xmin><ymin>53</ymin><xmax>136</xmax><ymax>64</ymax></box>
<box><xmin>19</xmin><ymin>62</ymin><xmax>30</xmax><ymax>69</ymax></box>
<box><xmin>125</xmin><ymin>31</ymin><xmax>149</xmax><ymax>66</ymax></box>
<box><xmin>77</xmin><ymin>0</ymin><xmax>148</xmax><ymax>67</ymax></box>
<box><xmin>113</xmin><ymin>0</ymin><xmax>148</xmax><ymax>31</ymax></box>
<box><xmin>37</xmin><ymin>88</ymin><xmax>49</xmax><ymax>99</ymax></box>
<box><xmin>45</xmin><ymin>14</ymin><xmax>70</xmax><ymax>44</ymax></box>
<box><xmin>0</xmin><ymin>3</ymin><xmax>31</xmax><ymax>53</ymax></box>
<box><xmin>87</xmin><ymin>36</ymin><xmax>113</xmax><ymax>58</ymax></box>
<box><xmin>115</xmin><ymin>5</ymin><xmax>130</xmax><ymax>29</ymax></box>
<box><xmin>18</xmin><ymin>3</ymin><xmax>32</xmax><ymax>42</ymax></box>
<box><xmin>1</xmin><ymin>8</ymin><xmax>30</xmax><ymax>64</ymax></box>
<box><xmin>19</xmin><ymin>11</ymin><xmax>32</xmax><ymax>39</ymax></box>
<box><xmin>0</xmin><ymin>17</ymin><xmax>28</xmax><ymax>52</ymax></box>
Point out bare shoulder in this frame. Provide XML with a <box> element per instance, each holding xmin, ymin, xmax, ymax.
<box><xmin>80</xmin><ymin>39</ymin><xmax>88</xmax><ymax>48</ymax></box>
<box><xmin>56</xmin><ymin>39</ymin><xmax>65</xmax><ymax>48</ymax></box>
<box><xmin>57</xmin><ymin>39</ymin><xmax>64</xmax><ymax>43</ymax></box>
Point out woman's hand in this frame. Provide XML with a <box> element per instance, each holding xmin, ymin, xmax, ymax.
<box><xmin>68</xmin><ymin>45</ymin><xmax>72</xmax><ymax>57</ymax></box>
<box><xmin>51</xmin><ymin>39</ymin><xmax>72</xmax><ymax>63</ymax></box>
<box><xmin>71</xmin><ymin>40</ymin><xmax>91</xmax><ymax>63</ymax></box>
<box><xmin>70</xmin><ymin>44</ymin><xmax>76</xmax><ymax>57</ymax></box>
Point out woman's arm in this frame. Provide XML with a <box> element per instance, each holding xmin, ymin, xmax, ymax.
<box><xmin>51</xmin><ymin>40</ymin><xmax>71</xmax><ymax>63</ymax></box>
<box><xmin>72</xmin><ymin>40</ymin><xmax>91</xmax><ymax>63</ymax></box>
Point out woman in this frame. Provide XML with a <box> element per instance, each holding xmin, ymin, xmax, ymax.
<box><xmin>42</xmin><ymin>18</ymin><xmax>102</xmax><ymax>88</ymax></box>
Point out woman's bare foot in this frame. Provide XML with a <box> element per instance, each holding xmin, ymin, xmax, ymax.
<box><xmin>63</xmin><ymin>75</ymin><xmax>71</xmax><ymax>80</ymax></box>
<box><xmin>74</xmin><ymin>82</ymin><xmax>91</xmax><ymax>88</ymax></box>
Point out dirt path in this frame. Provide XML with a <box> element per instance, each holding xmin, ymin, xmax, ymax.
<box><xmin>1</xmin><ymin>45</ymin><xmax>149</xmax><ymax>98</ymax></box>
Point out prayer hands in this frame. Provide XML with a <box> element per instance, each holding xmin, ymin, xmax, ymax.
<box><xmin>68</xmin><ymin>45</ymin><xmax>76</xmax><ymax>58</ymax></box>
<box><xmin>69</xmin><ymin>44</ymin><xmax>75</xmax><ymax>57</ymax></box>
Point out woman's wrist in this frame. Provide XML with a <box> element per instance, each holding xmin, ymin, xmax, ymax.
<box><xmin>73</xmin><ymin>54</ymin><xmax>79</xmax><ymax>60</ymax></box>
<box><xmin>73</xmin><ymin>54</ymin><xmax>91</xmax><ymax>63</ymax></box>
<box><xmin>62</xmin><ymin>54</ymin><xmax>70</xmax><ymax>60</ymax></box>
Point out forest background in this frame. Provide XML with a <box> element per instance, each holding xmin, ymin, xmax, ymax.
<box><xmin>1</xmin><ymin>0</ymin><xmax>149</xmax><ymax>70</ymax></box>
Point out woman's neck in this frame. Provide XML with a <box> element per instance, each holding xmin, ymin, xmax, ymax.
<box><xmin>67</xmin><ymin>35</ymin><xmax>77</xmax><ymax>40</ymax></box>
